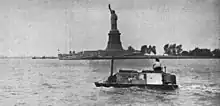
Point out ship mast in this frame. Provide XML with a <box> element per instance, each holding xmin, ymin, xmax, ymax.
<box><xmin>85</xmin><ymin>0</ymin><xmax>88</xmax><ymax>51</ymax></box>
<box><xmin>64</xmin><ymin>8</ymin><xmax>68</xmax><ymax>53</ymax></box>
<box><xmin>68</xmin><ymin>9</ymin><xmax>72</xmax><ymax>53</ymax></box>
<box><xmin>65</xmin><ymin>8</ymin><xmax>72</xmax><ymax>53</ymax></box>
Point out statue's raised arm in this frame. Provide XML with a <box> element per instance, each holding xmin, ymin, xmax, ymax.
<box><xmin>108</xmin><ymin>4</ymin><xmax>112</xmax><ymax>12</ymax></box>
<box><xmin>108</xmin><ymin>4</ymin><xmax>118</xmax><ymax>30</ymax></box>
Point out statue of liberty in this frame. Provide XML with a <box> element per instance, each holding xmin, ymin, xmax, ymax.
<box><xmin>108</xmin><ymin>4</ymin><xmax>118</xmax><ymax>30</ymax></box>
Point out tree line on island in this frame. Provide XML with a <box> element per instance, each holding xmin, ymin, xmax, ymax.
<box><xmin>127</xmin><ymin>45</ymin><xmax>157</xmax><ymax>55</ymax></box>
<box><xmin>163</xmin><ymin>43</ymin><xmax>220</xmax><ymax>57</ymax></box>
<box><xmin>126</xmin><ymin>43</ymin><xmax>220</xmax><ymax>57</ymax></box>
<box><xmin>163</xmin><ymin>44</ymin><xmax>183</xmax><ymax>55</ymax></box>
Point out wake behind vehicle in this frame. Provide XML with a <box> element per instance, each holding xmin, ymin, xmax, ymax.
<box><xmin>94</xmin><ymin>59</ymin><xmax>178</xmax><ymax>90</ymax></box>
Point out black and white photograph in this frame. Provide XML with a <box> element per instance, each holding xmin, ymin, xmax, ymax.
<box><xmin>0</xmin><ymin>0</ymin><xmax>219</xmax><ymax>106</ymax></box>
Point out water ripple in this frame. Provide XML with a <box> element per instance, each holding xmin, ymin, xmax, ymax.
<box><xmin>0</xmin><ymin>59</ymin><xmax>219</xmax><ymax>106</ymax></box>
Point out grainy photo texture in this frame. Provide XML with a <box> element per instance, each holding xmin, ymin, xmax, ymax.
<box><xmin>0</xmin><ymin>0</ymin><xmax>219</xmax><ymax>106</ymax></box>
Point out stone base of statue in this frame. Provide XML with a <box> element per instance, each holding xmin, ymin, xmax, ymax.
<box><xmin>105</xmin><ymin>29</ymin><xmax>124</xmax><ymax>52</ymax></box>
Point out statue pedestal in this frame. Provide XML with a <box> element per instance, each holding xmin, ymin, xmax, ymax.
<box><xmin>106</xmin><ymin>29</ymin><xmax>124</xmax><ymax>52</ymax></box>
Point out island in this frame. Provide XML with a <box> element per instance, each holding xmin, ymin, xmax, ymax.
<box><xmin>56</xmin><ymin>4</ymin><xmax>220</xmax><ymax>60</ymax></box>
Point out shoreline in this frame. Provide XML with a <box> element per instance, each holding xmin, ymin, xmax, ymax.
<box><xmin>59</xmin><ymin>55</ymin><xmax>220</xmax><ymax>60</ymax></box>
<box><xmin>1</xmin><ymin>55</ymin><xmax>219</xmax><ymax>60</ymax></box>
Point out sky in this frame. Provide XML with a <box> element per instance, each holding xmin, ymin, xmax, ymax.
<box><xmin>0</xmin><ymin>0</ymin><xmax>219</xmax><ymax>56</ymax></box>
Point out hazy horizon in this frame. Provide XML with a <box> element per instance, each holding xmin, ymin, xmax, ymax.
<box><xmin>0</xmin><ymin>0</ymin><xmax>219</xmax><ymax>57</ymax></box>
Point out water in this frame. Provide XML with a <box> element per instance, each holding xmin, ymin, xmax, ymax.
<box><xmin>0</xmin><ymin>59</ymin><xmax>219</xmax><ymax>106</ymax></box>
